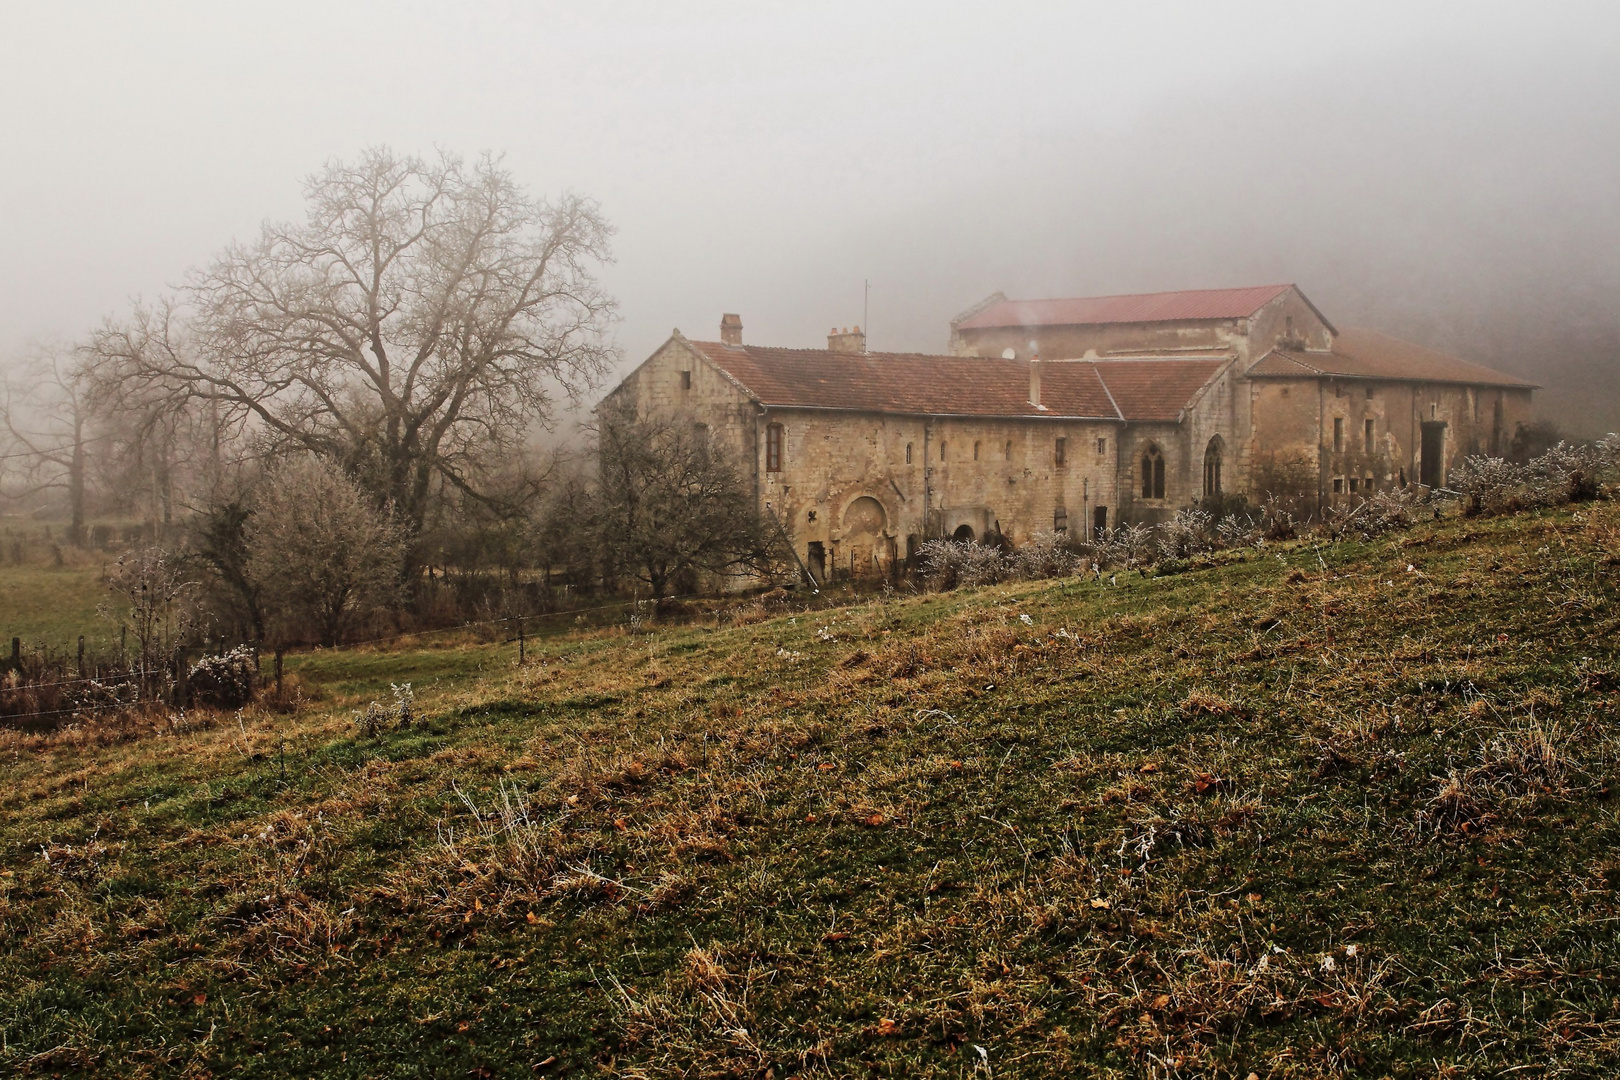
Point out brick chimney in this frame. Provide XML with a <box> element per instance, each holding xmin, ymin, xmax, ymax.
<box><xmin>720</xmin><ymin>313</ymin><xmax>743</xmax><ymax>346</ymax></box>
<box><xmin>1029</xmin><ymin>355</ymin><xmax>1047</xmax><ymax>410</ymax></box>
<box><xmin>827</xmin><ymin>325</ymin><xmax>866</xmax><ymax>353</ymax></box>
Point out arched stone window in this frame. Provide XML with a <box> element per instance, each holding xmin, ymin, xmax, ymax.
<box><xmin>1203</xmin><ymin>436</ymin><xmax>1224</xmax><ymax>497</ymax></box>
<box><xmin>1141</xmin><ymin>444</ymin><xmax>1165</xmax><ymax>500</ymax></box>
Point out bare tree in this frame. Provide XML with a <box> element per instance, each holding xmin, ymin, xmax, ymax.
<box><xmin>104</xmin><ymin>546</ymin><xmax>200</xmax><ymax>692</ymax></box>
<box><xmin>86</xmin><ymin>147</ymin><xmax>616</xmax><ymax>540</ymax></box>
<box><xmin>0</xmin><ymin>348</ymin><xmax>94</xmax><ymax>543</ymax></box>
<box><xmin>246</xmin><ymin>455</ymin><xmax>408</xmax><ymax>648</ymax></box>
<box><xmin>581</xmin><ymin>402</ymin><xmax>789</xmax><ymax>600</ymax></box>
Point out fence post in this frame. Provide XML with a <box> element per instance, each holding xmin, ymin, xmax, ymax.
<box><xmin>9</xmin><ymin>637</ymin><xmax>18</xmax><ymax>672</ymax></box>
<box><xmin>518</xmin><ymin>617</ymin><xmax>525</xmax><ymax>665</ymax></box>
<box><xmin>274</xmin><ymin>648</ymin><xmax>284</xmax><ymax>698</ymax></box>
<box><xmin>77</xmin><ymin>636</ymin><xmax>85</xmax><ymax>678</ymax></box>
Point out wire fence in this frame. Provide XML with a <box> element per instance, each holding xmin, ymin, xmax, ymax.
<box><xmin>2</xmin><ymin>588</ymin><xmax>710</xmax><ymax>731</ymax></box>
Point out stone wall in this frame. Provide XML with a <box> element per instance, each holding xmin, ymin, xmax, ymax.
<box><xmin>758</xmin><ymin>410</ymin><xmax>1121</xmax><ymax>581</ymax></box>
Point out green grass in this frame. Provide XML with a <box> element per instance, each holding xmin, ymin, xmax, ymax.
<box><xmin>0</xmin><ymin>563</ymin><xmax>117</xmax><ymax>653</ymax></box>
<box><xmin>3</xmin><ymin>504</ymin><xmax>1620</xmax><ymax>1076</ymax></box>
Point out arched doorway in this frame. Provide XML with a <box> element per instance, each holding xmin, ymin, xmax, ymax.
<box><xmin>843</xmin><ymin>496</ymin><xmax>888</xmax><ymax>577</ymax></box>
<box><xmin>1203</xmin><ymin>436</ymin><xmax>1224</xmax><ymax>497</ymax></box>
<box><xmin>952</xmin><ymin>523</ymin><xmax>976</xmax><ymax>543</ymax></box>
<box><xmin>1140</xmin><ymin>445</ymin><xmax>1165</xmax><ymax>500</ymax></box>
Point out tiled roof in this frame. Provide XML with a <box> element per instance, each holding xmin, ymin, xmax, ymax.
<box><xmin>954</xmin><ymin>285</ymin><xmax>1295</xmax><ymax>330</ymax></box>
<box><xmin>685</xmin><ymin>340</ymin><xmax>1227</xmax><ymax>422</ymax></box>
<box><xmin>1249</xmin><ymin>328</ymin><xmax>1537</xmax><ymax>389</ymax></box>
<box><xmin>1090</xmin><ymin>360</ymin><xmax>1229</xmax><ymax>423</ymax></box>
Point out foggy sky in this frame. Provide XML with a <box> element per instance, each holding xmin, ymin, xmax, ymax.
<box><xmin>4</xmin><ymin>2</ymin><xmax>1618</xmax><ymax>433</ymax></box>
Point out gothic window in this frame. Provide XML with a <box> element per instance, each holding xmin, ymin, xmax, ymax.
<box><xmin>766</xmin><ymin>423</ymin><xmax>784</xmax><ymax>472</ymax></box>
<box><xmin>1141</xmin><ymin>445</ymin><xmax>1165</xmax><ymax>500</ymax></box>
<box><xmin>1203</xmin><ymin>437</ymin><xmax>1223</xmax><ymax>497</ymax></box>
<box><xmin>1004</xmin><ymin>440</ymin><xmax>1012</xmax><ymax>460</ymax></box>
<box><xmin>973</xmin><ymin>440</ymin><xmax>981</xmax><ymax>461</ymax></box>
<box><xmin>905</xmin><ymin>442</ymin><xmax>912</xmax><ymax>464</ymax></box>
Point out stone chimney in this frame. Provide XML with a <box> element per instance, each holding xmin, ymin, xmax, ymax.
<box><xmin>827</xmin><ymin>325</ymin><xmax>866</xmax><ymax>353</ymax></box>
<box><xmin>720</xmin><ymin>313</ymin><xmax>743</xmax><ymax>346</ymax></box>
<box><xmin>1029</xmin><ymin>355</ymin><xmax>1047</xmax><ymax>410</ymax></box>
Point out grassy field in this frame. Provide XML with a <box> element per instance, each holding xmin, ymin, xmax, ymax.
<box><xmin>2</xmin><ymin>503</ymin><xmax>1619</xmax><ymax>1077</ymax></box>
<box><xmin>0</xmin><ymin>563</ymin><xmax>118</xmax><ymax>653</ymax></box>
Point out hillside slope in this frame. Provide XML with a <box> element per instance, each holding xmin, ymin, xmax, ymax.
<box><xmin>3</xmin><ymin>504</ymin><xmax>1619</xmax><ymax>1077</ymax></box>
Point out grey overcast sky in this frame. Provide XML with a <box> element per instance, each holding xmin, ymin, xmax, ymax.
<box><xmin>4</xmin><ymin>1</ymin><xmax>1619</xmax><ymax>431</ymax></box>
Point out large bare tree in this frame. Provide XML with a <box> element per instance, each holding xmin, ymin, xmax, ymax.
<box><xmin>87</xmin><ymin>147</ymin><xmax>616</xmax><ymax>535</ymax></box>
<box><xmin>0</xmin><ymin>348</ymin><xmax>94</xmax><ymax>544</ymax></box>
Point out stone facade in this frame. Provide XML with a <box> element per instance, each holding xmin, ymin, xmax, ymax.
<box><xmin>603</xmin><ymin>287</ymin><xmax>1536</xmax><ymax>583</ymax></box>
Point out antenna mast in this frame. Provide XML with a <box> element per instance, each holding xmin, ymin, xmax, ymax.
<box><xmin>863</xmin><ymin>279</ymin><xmax>870</xmax><ymax>353</ymax></box>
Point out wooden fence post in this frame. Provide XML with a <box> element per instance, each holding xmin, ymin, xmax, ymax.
<box><xmin>77</xmin><ymin>636</ymin><xmax>85</xmax><ymax>678</ymax></box>
<box><xmin>518</xmin><ymin>617</ymin><xmax>525</xmax><ymax>665</ymax></box>
<box><xmin>9</xmin><ymin>637</ymin><xmax>18</xmax><ymax>672</ymax></box>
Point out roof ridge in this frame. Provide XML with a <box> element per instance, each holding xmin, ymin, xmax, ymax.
<box><xmin>999</xmin><ymin>283</ymin><xmax>1292</xmax><ymax>306</ymax></box>
<box><xmin>1087</xmin><ymin>362</ymin><xmax>1126</xmax><ymax>421</ymax></box>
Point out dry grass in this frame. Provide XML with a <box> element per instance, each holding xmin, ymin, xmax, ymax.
<box><xmin>2</xmin><ymin>502</ymin><xmax>1620</xmax><ymax>1076</ymax></box>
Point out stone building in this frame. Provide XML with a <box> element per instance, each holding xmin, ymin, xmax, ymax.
<box><xmin>603</xmin><ymin>284</ymin><xmax>1534</xmax><ymax>583</ymax></box>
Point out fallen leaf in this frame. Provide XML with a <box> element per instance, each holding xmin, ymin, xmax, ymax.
<box><xmin>817</xmin><ymin>762</ymin><xmax>836</xmax><ymax>771</ymax></box>
<box><xmin>875</xmin><ymin>1018</ymin><xmax>898</xmax><ymax>1036</ymax></box>
<box><xmin>1090</xmin><ymin>897</ymin><xmax>1111</xmax><ymax>910</ymax></box>
<box><xmin>863</xmin><ymin>813</ymin><xmax>886</xmax><ymax>827</ymax></box>
<box><xmin>804</xmin><ymin>813</ymin><xmax>817</xmax><ymax>823</ymax></box>
<box><xmin>822</xmin><ymin>931</ymin><xmax>850</xmax><ymax>942</ymax></box>
<box><xmin>526</xmin><ymin>911</ymin><xmax>539</xmax><ymax>924</ymax></box>
<box><xmin>1152</xmin><ymin>994</ymin><xmax>1170</xmax><ymax>1010</ymax></box>
<box><xmin>193</xmin><ymin>993</ymin><xmax>207</xmax><ymax>1006</ymax></box>
<box><xmin>1139</xmin><ymin>763</ymin><xmax>1158</xmax><ymax>774</ymax></box>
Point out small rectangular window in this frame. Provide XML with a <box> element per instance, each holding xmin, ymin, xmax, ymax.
<box><xmin>973</xmin><ymin>441</ymin><xmax>980</xmax><ymax>461</ymax></box>
<box><xmin>680</xmin><ymin>370</ymin><xmax>692</xmax><ymax>390</ymax></box>
<box><xmin>766</xmin><ymin>423</ymin><xmax>783</xmax><ymax>472</ymax></box>
<box><xmin>1349</xmin><ymin>477</ymin><xmax>1359</xmax><ymax>493</ymax></box>
<box><xmin>1096</xmin><ymin>437</ymin><xmax>1107</xmax><ymax>455</ymax></box>
<box><xmin>1364</xmin><ymin>418</ymin><xmax>1374</xmax><ymax>454</ymax></box>
<box><xmin>1333</xmin><ymin>417</ymin><xmax>1344</xmax><ymax>453</ymax></box>
<box><xmin>1053</xmin><ymin>506</ymin><xmax>1068</xmax><ymax>533</ymax></box>
<box><xmin>1054</xmin><ymin>437</ymin><xmax>1067</xmax><ymax>467</ymax></box>
<box><xmin>1365</xmin><ymin>387</ymin><xmax>1374</xmax><ymax>400</ymax></box>
<box><xmin>1333</xmin><ymin>477</ymin><xmax>1344</xmax><ymax>494</ymax></box>
<box><xmin>1004</xmin><ymin>440</ymin><xmax>1012</xmax><ymax>460</ymax></box>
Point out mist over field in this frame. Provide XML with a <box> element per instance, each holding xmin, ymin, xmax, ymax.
<box><xmin>2</xmin><ymin>2</ymin><xmax>1618</xmax><ymax>433</ymax></box>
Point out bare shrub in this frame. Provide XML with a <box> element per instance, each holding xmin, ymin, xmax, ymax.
<box><xmin>1328</xmin><ymin>486</ymin><xmax>1427</xmax><ymax>539</ymax></box>
<box><xmin>1090</xmin><ymin>522</ymin><xmax>1154</xmax><ymax>570</ymax></box>
<box><xmin>353</xmin><ymin>683</ymin><xmax>413</xmax><ymax>737</ymax></box>
<box><xmin>247</xmin><ymin>454</ymin><xmax>408</xmax><ymax>647</ymax></box>
<box><xmin>918</xmin><ymin>539</ymin><xmax>1010</xmax><ymax>589</ymax></box>
<box><xmin>104</xmin><ymin>546</ymin><xmax>199</xmax><ymax>680</ymax></box>
<box><xmin>1009</xmin><ymin>531</ymin><xmax>1082</xmax><ymax>579</ymax></box>
<box><xmin>1157</xmin><ymin>507</ymin><xmax>1214</xmax><ymax>560</ymax></box>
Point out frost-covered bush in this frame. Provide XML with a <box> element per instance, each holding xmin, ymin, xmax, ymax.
<box><xmin>355</xmin><ymin>682</ymin><xmax>413</xmax><ymax>736</ymax></box>
<box><xmin>1327</xmin><ymin>486</ymin><xmax>1427</xmax><ymax>539</ymax></box>
<box><xmin>1009</xmin><ymin>531</ymin><xmax>1083</xmax><ymax>580</ymax></box>
<box><xmin>1452</xmin><ymin>456</ymin><xmax>1526</xmax><ymax>517</ymax></box>
<box><xmin>1089</xmin><ymin>523</ymin><xmax>1155</xmax><ymax>570</ymax></box>
<box><xmin>1156</xmin><ymin>508</ymin><xmax>1214</xmax><ymax>560</ymax></box>
<box><xmin>187</xmin><ymin>645</ymin><xmax>257</xmax><ymax>708</ymax></box>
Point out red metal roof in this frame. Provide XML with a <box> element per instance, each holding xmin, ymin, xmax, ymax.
<box><xmin>955</xmin><ymin>285</ymin><xmax>1295</xmax><ymax>331</ymax></box>
<box><xmin>685</xmin><ymin>341</ymin><xmax>1226</xmax><ymax>422</ymax></box>
<box><xmin>1248</xmin><ymin>328</ymin><xmax>1537</xmax><ymax>389</ymax></box>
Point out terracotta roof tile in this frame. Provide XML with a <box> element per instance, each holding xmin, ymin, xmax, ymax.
<box><xmin>1251</xmin><ymin>328</ymin><xmax>1536</xmax><ymax>388</ymax></box>
<box><xmin>1091</xmin><ymin>360</ymin><xmax>1229</xmax><ymax>422</ymax></box>
<box><xmin>955</xmin><ymin>285</ymin><xmax>1294</xmax><ymax>330</ymax></box>
<box><xmin>686</xmin><ymin>341</ymin><xmax>1227</xmax><ymax>422</ymax></box>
